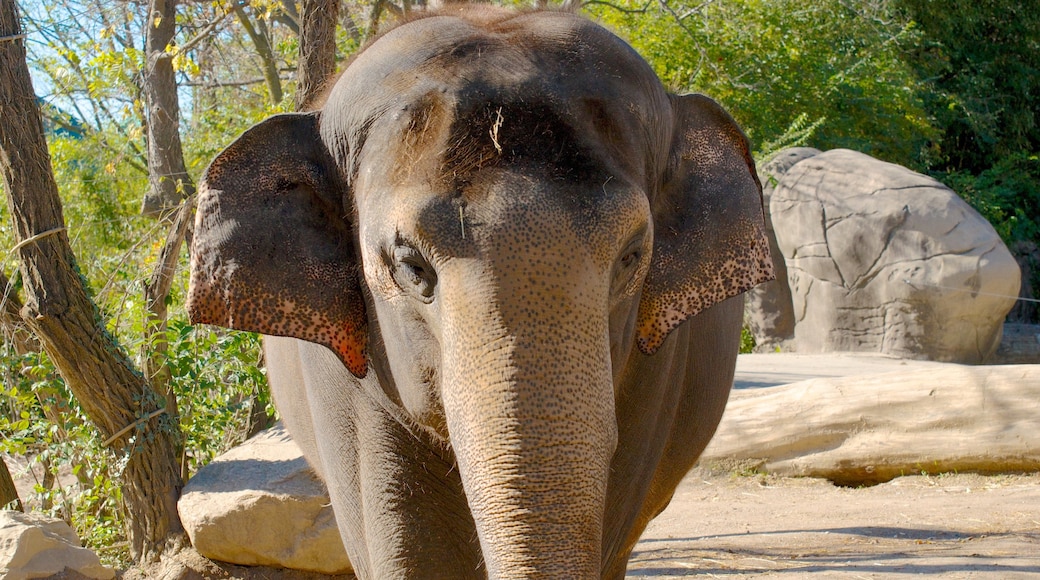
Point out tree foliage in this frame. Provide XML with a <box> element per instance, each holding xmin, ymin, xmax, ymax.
<box><xmin>892</xmin><ymin>0</ymin><xmax>1040</xmax><ymax>174</ymax></box>
<box><xmin>589</xmin><ymin>0</ymin><xmax>937</xmax><ymax>165</ymax></box>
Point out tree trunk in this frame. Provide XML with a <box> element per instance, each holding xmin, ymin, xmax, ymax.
<box><xmin>142</xmin><ymin>199</ymin><xmax>192</xmax><ymax>481</ymax></box>
<box><xmin>296</xmin><ymin>0</ymin><xmax>340</xmax><ymax>110</ymax></box>
<box><xmin>0</xmin><ymin>457</ymin><xmax>21</xmax><ymax>512</ymax></box>
<box><xmin>0</xmin><ymin>0</ymin><xmax>185</xmax><ymax>563</ymax></box>
<box><xmin>141</xmin><ymin>0</ymin><xmax>195</xmax><ymax>216</ymax></box>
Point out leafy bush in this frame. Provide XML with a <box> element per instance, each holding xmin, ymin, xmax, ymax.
<box><xmin>166</xmin><ymin>320</ymin><xmax>270</xmax><ymax>475</ymax></box>
<box><xmin>938</xmin><ymin>153</ymin><xmax>1040</xmax><ymax>246</ymax></box>
<box><xmin>739</xmin><ymin>326</ymin><xmax>756</xmax><ymax>354</ymax></box>
<box><xmin>0</xmin><ymin>319</ymin><xmax>267</xmax><ymax>566</ymax></box>
<box><xmin>892</xmin><ymin>0</ymin><xmax>1040</xmax><ymax>173</ymax></box>
<box><xmin>0</xmin><ymin>345</ymin><xmax>129</xmax><ymax>564</ymax></box>
<box><xmin>588</xmin><ymin>0</ymin><xmax>937</xmax><ymax>167</ymax></box>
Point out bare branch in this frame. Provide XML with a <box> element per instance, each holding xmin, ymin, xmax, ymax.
<box><xmin>679</xmin><ymin>0</ymin><xmax>718</xmax><ymax>20</ymax></box>
<box><xmin>182</xmin><ymin>75</ymin><xmax>291</xmax><ymax>88</ymax></box>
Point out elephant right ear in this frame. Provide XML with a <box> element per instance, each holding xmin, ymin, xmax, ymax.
<box><xmin>188</xmin><ymin>113</ymin><xmax>368</xmax><ymax>377</ymax></box>
<box><xmin>636</xmin><ymin>94</ymin><xmax>774</xmax><ymax>354</ymax></box>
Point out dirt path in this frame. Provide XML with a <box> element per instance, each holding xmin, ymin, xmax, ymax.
<box><xmin>627</xmin><ymin>470</ymin><xmax>1040</xmax><ymax>578</ymax></box>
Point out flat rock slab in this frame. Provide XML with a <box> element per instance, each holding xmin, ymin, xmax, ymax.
<box><xmin>636</xmin><ymin>354</ymin><xmax>1040</xmax><ymax>578</ymax></box>
<box><xmin>628</xmin><ymin>472</ymin><xmax>1040</xmax><ymax>578</ymax></box>
<box><xmin>733</xmin><ymin>352</ymin><xmax>950</xmax><ymax>389</ymax></box>
<box><xmin>715</xmin><ymin>359</ymin><xmax>1040</xmax><ymax>485</ymax></box>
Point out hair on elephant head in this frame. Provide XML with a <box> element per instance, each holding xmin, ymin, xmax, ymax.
<box><xmin>189</xmin><ymin>5</ymin><xmax>772</xmax><ymax>579</ymax></box>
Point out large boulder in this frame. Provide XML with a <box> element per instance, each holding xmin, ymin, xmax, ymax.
<box><xmin>178</xmin><ymin>424</ymin><xmax>351</xmax><ymax>575</ymax></box>
<box><xmin>751</xmin><ymin>148</ymin><xmax>1021</xmax><ymax>363</ymax></box>
<box><xmin>0</xmin><ymin>510</ymin><xmax>114</xmax><ymax>580</ymax></box>
<box><xmin>702</xmin><ymin>363</ymin><xmax>1040</xmax><ymax>486</ymax></box>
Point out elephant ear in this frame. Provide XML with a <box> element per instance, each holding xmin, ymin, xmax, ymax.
<box><xmin>188</xmin><ymin>113</ymin><xmax>368</xmax><ymax>377</ymax></box>
<box><xmin>637</xmin><ymin>94</ymin><xmax>774</xmax><ymax>354</ymax></box>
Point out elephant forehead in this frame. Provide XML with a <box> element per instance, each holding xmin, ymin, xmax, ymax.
<box><xmin>337</xmin><ymin>9</ymin><xmax>645</xmax><ymax>91</ymax></box>
<box><xmin>320</xmin><ymin>9</ymin><xmax>668</xmax><ymax>180</ymax></box>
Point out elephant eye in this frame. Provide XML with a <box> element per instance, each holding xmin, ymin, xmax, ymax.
<box><xmin>619</xmin><ymin>250</ymin><xmax>640</xmax><ymax>269</ymax></box>
<box><xmin>613</xmin><ymin>229</ymin><xmax>648</xmax><ymax>295</ymax></box>
<box><xmin>393</xmin><ymin>246</ymin><xmax>437</xmax><ymax>302</ymax></box>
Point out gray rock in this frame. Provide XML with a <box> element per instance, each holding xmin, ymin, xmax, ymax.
<box><xmin>751</xmin><ymin>148</ymin><xmax>1020</xmax><ymax>363</ymax></box>
<box><xmin>178</xmin><ymin>424</ymin><xmax>352</xmax><ymax>575</ymax></box>
<box><xmin>0</xmin><ymin>510</ymin><xmax>114</xmax><ymax>580</ymax></box>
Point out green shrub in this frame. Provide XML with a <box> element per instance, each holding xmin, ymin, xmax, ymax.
<box><xmin>936</xmin><ymin>153</ymin><xmax>1040</xmax><ymax>313</ymax></box>
<box><xmin>588</xmin><ymin>0</ymin><xmax>937</xmax><ymax>167</ymax></box>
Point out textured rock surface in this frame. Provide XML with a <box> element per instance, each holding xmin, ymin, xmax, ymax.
<box><xmin>0</xmin><ymin>510</ymin><xmax>114</xmax><ymax>580</ymax></box>
<box><xmin>702</xmin><ymin>364</ymin><xmax>1040</xmax><ymax>485</ymax></box>
<box><xmin>178</xmin><ymin>424</ymin><xmax>351</xmax><ymax>574</ymax></box>
<box><xmin>753</xmin><ymin>148</ymin><xmax>1020</xmax><ymax>362</ymax></box>
<box><xmin>743</xmin><ymin>148</ymin><xmax>821</xmax><ymax>351</ymax></box>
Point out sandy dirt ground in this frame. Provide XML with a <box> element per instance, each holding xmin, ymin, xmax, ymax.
<box><xmin>626</xmin><ymin>470</ymin><xmax>1040</xmax><ymax>579</ymax></box>
<box><xmin>130</xmin><ymin>470</ymin><xmax>1040</xmax><ymax>580</ymax></box>
<box><xmin>21</xmin><ymin>354</ymin><xmax>1040</xmax><ymax>578</ymax></box>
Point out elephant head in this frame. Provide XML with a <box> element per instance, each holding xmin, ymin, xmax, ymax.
<box><xmin>189</xmin><ymin>7</ymin><xmax>771</xmax><ymax>578</ymax></box>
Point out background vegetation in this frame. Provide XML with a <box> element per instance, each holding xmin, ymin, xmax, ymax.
<box><xmin>1</xmin><ymin>0</ymin><xmax>1036</xmax><ymax>567</ymax></box>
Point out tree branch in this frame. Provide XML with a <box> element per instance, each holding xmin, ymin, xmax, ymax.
<box><xmin>233</xmin><ymin>3</ymin><xmax>284</xmax><ymax>104</ymax></box>
<box><xmin>580</xmin><ymin>0</ymin><xmax>652</xmax><ymax>14</ymax></box>
<box><xmin>177</xmin><ymin>1</ymin><xmax>243</xmax><ymax>56</ymax></box>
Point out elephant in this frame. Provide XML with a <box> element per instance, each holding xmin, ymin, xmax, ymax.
<box><xmin>187</xmin><ymin>5</ymin><xmax>773</xmax><ymax>579</ymax></box>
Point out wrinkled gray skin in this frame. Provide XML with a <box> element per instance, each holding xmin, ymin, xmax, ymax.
<box><xmin>188</xmin><ymin>6</ymin><xmax>772</xmax><ymax>579</ymax></box>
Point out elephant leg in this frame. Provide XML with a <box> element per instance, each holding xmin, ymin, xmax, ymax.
<box><xmin>264</xmin><ymin>337</ymin><xmax>321</xmax><ymax>477</ymax></box>
<box><xmin>643</xmin><ymin>296</ymin><xmax>742</xmax><ymax>508</ymax></box>
<box><xmin>603</xmin><ymin>297</ymin><xmax>743</xmax><ymax>579</ymax></box>
<box><xmin>294</xmin><ymin>340</ymin><xmax>483</xmax><ymax>579</ymax></box>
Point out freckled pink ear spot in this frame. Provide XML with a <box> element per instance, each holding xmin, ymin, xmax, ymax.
<box><xmin>636</xmin><ymin>94</ymin><xmax>775</xmax><ymax>354</ymax></box>
<box><xmin>330</xmin><ymin>324</ymin><xmax>368</xmax><ymax>378</ymax></box>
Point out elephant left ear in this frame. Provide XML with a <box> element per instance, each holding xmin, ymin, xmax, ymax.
<box><xmin>637</xmin><ymin>94</ymin><xmax>774</xmax><ymax>354</ymax></box>
<box><xmin>187</xmin><ymin>113</ymin><xmax>368</xmax><ymax>377</ymax></box>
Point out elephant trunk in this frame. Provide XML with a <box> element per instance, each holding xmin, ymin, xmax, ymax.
<box><xmin>440</xmin><ymin>279</ymin><xmax>617</xmax><ymax>579</ymax></box>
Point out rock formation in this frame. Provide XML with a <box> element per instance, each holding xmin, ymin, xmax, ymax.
<box><xmin>177</xmin><ymin>424</ymin><xmax>351</xmax><ymax>575</ymax></box>
<box><xmin>0</xmin><ymin>510</ymin><xmax>114</xmax><ymax>580</ymax></box>
<box><xmin>749</xmin><ymin>148</ymin><xmax>1021</xmax><ymax>362</ymax></box>
<box><xmin>743</xmin><ymin>147</ymin><xmax>820</xmax><ymax>351</ymax></box>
